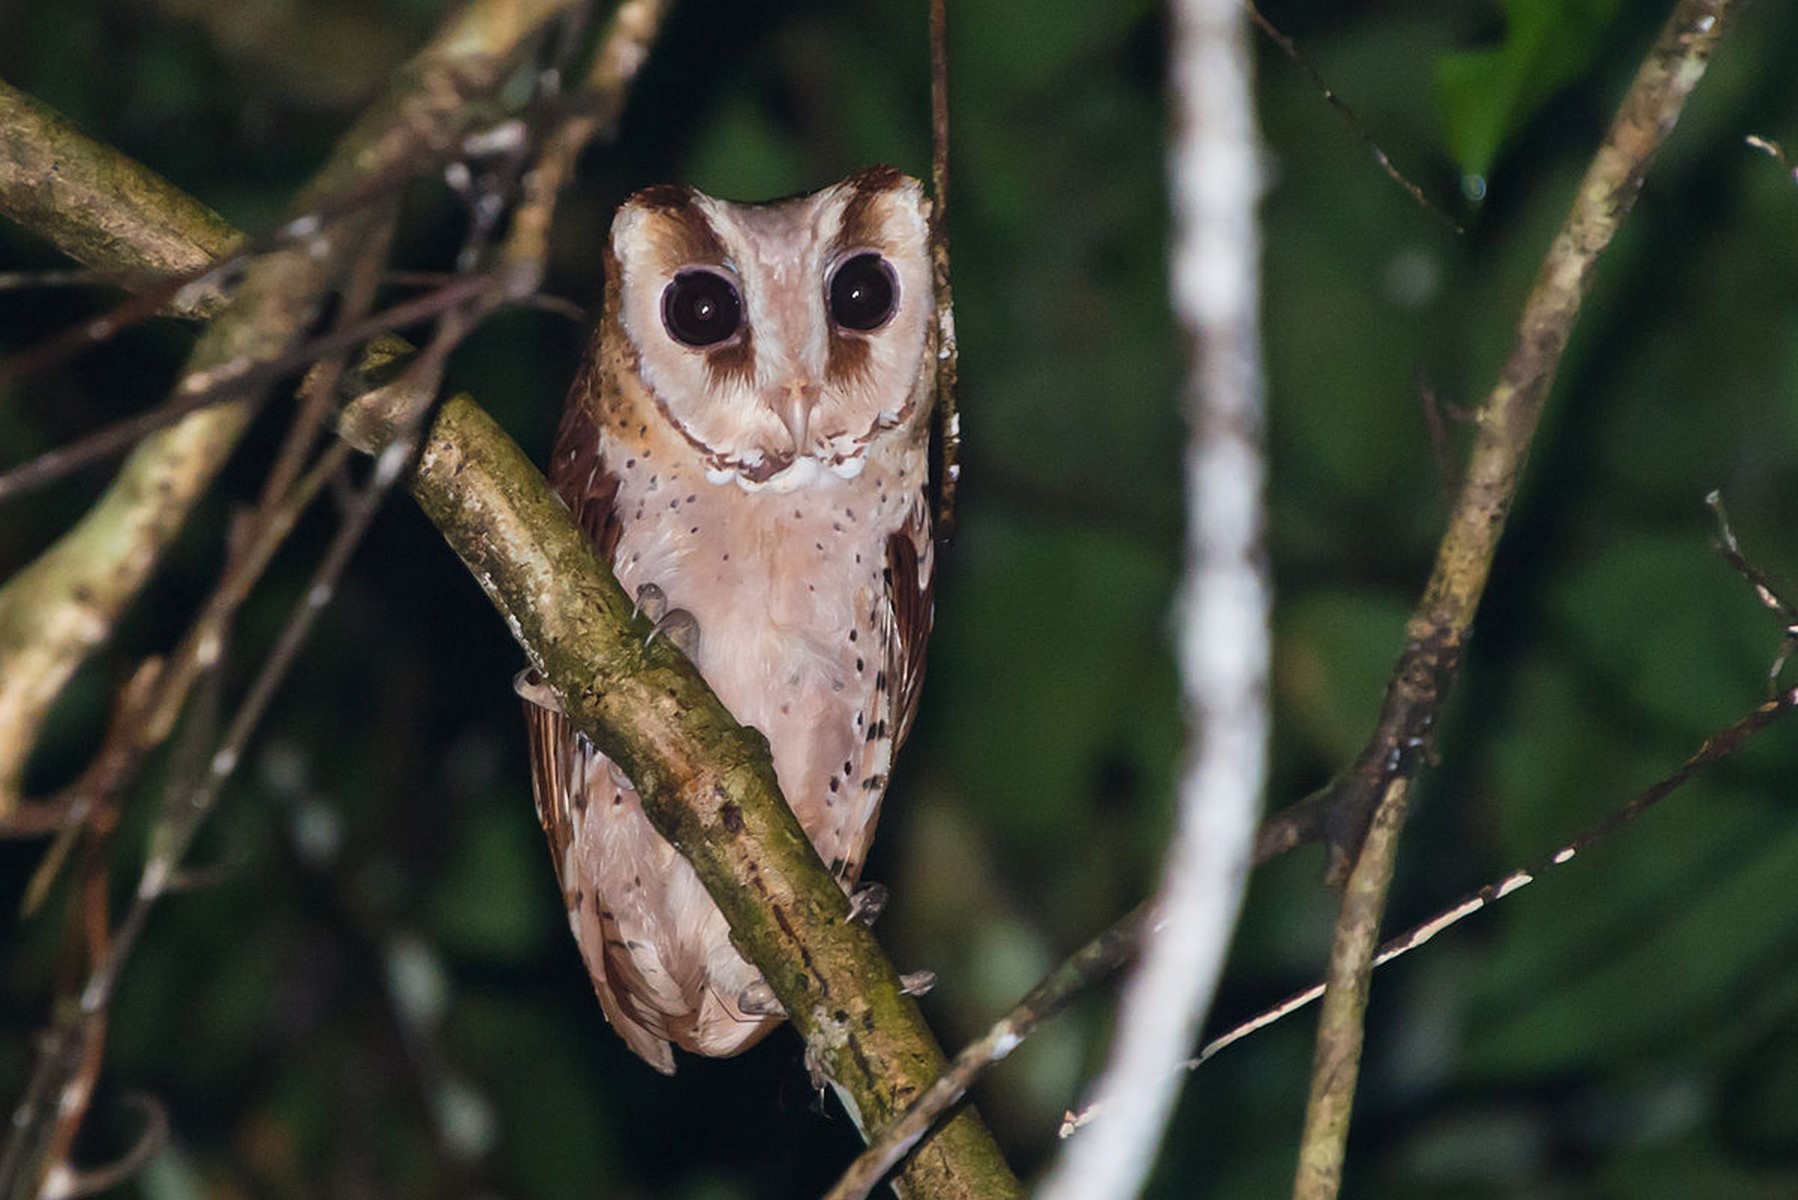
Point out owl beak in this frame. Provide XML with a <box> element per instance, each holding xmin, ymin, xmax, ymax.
<box><xmin>777</xmin><ymin>379</ymin><xmax>817</xmax><ymax>455</ymax></box>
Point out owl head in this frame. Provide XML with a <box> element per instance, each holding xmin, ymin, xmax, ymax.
<box><xmin>606</xmin><ymin>167</ymin><xmax>936</xmax><ymax>491</ymax></box>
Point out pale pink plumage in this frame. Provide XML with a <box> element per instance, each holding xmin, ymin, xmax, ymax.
<box><xmin>525</xmin><ymin>169</ymin><xmax>937</xmax><ymax>1072</ymax></box>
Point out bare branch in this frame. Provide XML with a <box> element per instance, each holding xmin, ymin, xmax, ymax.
<box><xmin>1290</xmin><ymin>5</ymin><xmax>1739</xmax><ymax>1198</ymax></box>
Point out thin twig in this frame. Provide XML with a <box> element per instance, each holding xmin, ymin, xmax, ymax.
<box><xmin>384</xmin><ymin>271</ymin><xmax>590</xmax><ymax>322</ymax></box>
<box><xmin>257</xmin><ymin>203</ymin><xmax>401</xmax><ymax>511</ymax></box>
<box><xmin>0</xmin><ymin>272</ymin><xmax>490</xmax><ymax>504</ymax></box>
<box><xmin>40</xmin><ymin>1094</ymin><xmax>169</xmax><ymax>1200</ymax></box>
<box><xmin>928</xmin><ymin>0</ymin><xmax>962</xmax><ymax>539</ymax></box>
<box><xmin>0</xmin><ymin>267</ymin><xmax>140</xmax><ymax>292</ymax></box>
<box><xmin>827</xmin><ymin>905</ymin><xmax>1147</xmax><ymax>1200</ymax></box>
<box><xmin>1246</xmin><ymin>1</ymin><xmax>1463</xmax><ymax>234</ymax></box>
<box><xmin>1706</xmin><ymin>490</ymin><xmax>1798</xmax><ymax>691</ymax></box>
<box><xmin>1061</xmin><ymin>686</ymin><xmax>1798</xmax><ymax>1135</ymax></box>
<box><xmin>1744</xmin><ymin>134</ymin><xmax>1798</xmax><ymax>185</ymax></box>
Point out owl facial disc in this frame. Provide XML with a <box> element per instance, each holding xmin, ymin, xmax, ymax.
<box><xmin>608</xmin><ymin>168</ymin><xmax>936</xmax><ymax>492</ymax></box>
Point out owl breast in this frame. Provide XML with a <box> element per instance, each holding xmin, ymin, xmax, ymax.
<box><xmin>608</xmin><ymin>405</ymin><xmax>924</xmax><ymax>887</ymax></box>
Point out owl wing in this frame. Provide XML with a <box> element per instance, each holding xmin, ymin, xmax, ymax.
<box><xmin>833</xmin><ymin>496</ymin><xmax>935</xmax><ymax>883</ymax></box>
<box><xmin>523</xmin><ymin>373</ymin><xmax>686</xmax><ymax>1074</ymax></box>
<box><xmin>524</xmin><ymin>708</ymin><xmax>683</xmax><ymax>1074</ymax></box>
<box><xmin>885</xmin><ymin>495</ymin><xmax>935</xmax><ymax>751</ymax></box>
<box><xmin>545</xmin><ymin>361</ymin><xmax>622</xmax><ymax>556</ymax></box>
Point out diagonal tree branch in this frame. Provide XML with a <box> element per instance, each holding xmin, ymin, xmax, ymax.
<box><xmin>1292</xmin><ymin>4</ymin><xmax>1739</xmax><ymax>1198</ymax></box>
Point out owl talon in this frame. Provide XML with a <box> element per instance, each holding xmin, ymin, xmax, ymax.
<box><xmin>899</xmin><ymin>969</ymin><xmax>936</xmax><ymax>997</ymax></box>
<box><xmin>645</xmin><ymin>607</ymin><xmax>701</xmax><ymax>658</ymax></box>
<box><xmin>632</xmin><ymin>582</ymin><xmax>667</xmax><ymax>624</ymax></box>
<box><xmin>846</xmin><ymin>882</ymin><xmax>889</xmax><ymax>927</ymax></box>
<box><xmin>513</xmin><ymin>667</ymin><xmax>561</xmax><ymax>713</ymax></box>
<box><xmin>737</xmin><ymin>980</ymin><xmax>783</xmax><ymax>1017</ymax></box>
<box><xmin>804</xmin><ymin>1042</ymin><xmax>829</xmax><ymax>1093</ymax></box>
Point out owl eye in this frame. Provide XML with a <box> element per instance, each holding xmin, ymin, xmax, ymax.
<box><xmin>828</xmin><ymin>253</ymin><xmax>898</xmax><ymax>332</ymax></box>
<box><xmin>662</xmin><ymin>270</ymin><xmax>743</xmax><ymax>347</ymax></box>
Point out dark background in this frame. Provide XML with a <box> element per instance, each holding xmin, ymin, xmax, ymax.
<box><xmin>5</xmin><ymin>0</ymin><xmax>1798</xmax><ymax>1196</ymax></box>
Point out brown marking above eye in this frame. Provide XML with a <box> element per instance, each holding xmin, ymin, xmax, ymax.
<box><xmin>628</xmin><ymin>185</ymin><xmax>731</xmax><ymax>270</ymax></box>
<box><xmin>631</xmin><ymin>183</ymin><xmax>696</xmax><ymax>213</ymax></box>
<box><xmin>833</xmin><ymin>165</ymin><xmax>907</xmax><ymax>256</ymax></box>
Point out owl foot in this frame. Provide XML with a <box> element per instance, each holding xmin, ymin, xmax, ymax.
<box><xmin>633</xmin><ymin>582</ymin><xmax>702</xmax><ymax>658</ymax></box>
<box><xmin>846</xmin><ymin>881</ymin><xmax>889</xmax><ymax>927</ymax></box>
<box><xmin>737</xmin><ymin>980</ymin><xmax>784</xmax><ymax>1017</ymax></box>
<box><xmin>900</xmin><ymin>969</ymin><xmax>937</xmax><ymax>997</ymax></box>
<box><xmin>512</xmin><ymin>667</ymin><xmax>560</xmax><ymax>713</ymax></box>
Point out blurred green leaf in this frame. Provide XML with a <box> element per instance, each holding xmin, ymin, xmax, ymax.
<box><xmin>684</xmin><ymin>95</ymin><xmax>810</xmax><ymax>199</ymax></box>
<box><xmin>1600</xmin><ymin>1136</ymin><xmax>1798</xmax><ymax>1199</ymax></box>
<box><xmin>1436</xmin><ymin>0</ymin><xmax>1624</xmax><ymax>177</ymax></box>
<box><xmin>451</xmin><ymin>995</ymin><xmax>616</xmax><ymax>1200</ymax></box>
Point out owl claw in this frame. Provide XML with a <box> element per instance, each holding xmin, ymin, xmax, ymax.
<box><xmin>900</xmin><ymin>969</ymin><xmax>937</xmax><ymax>997</ymax></box>
<box><xmin>737</xmin><ymin>980</ymin><xmax>783</xmax><ymax>1016</ymax></box>
<box><xmin>645</xmin><ymin>607</ymin><xmax>701</xmax><ymax>658</ymax></box>
<box><xmin>804</xmin><ymin>1042</ymin><xmax>829</xmax><ymax>1093</ymax></box>
<box><xmin>632</xmin><ymin>582</ymin><xmax>667</xmax><ymax>624</ymax></box>
<box><xmin>513</xmin><ymin>667</ymin><xmax>561</xmax><ymax>712</ymax></box>
<box><xmin>846</xmin><ymin>881</ymin><xmax>889</xmax><ymax>927</ymax></box>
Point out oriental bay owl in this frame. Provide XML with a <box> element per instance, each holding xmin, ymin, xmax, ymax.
<box><xmin>523</xmin><ymin>167</ymin><xmax>941</xmax><ymax>1073</ymax></box>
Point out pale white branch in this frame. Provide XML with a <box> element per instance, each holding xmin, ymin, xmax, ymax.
<box><xmin>1035</xmin><ymin>0</ymin><xmax>1269</xmax><ymax>1196</ymax></box>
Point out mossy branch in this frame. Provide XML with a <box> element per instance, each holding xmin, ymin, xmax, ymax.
<box><xmin>0</xmin><ymin>79</ymin><xmax>242</xmax><ymax>819</ymax></box>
